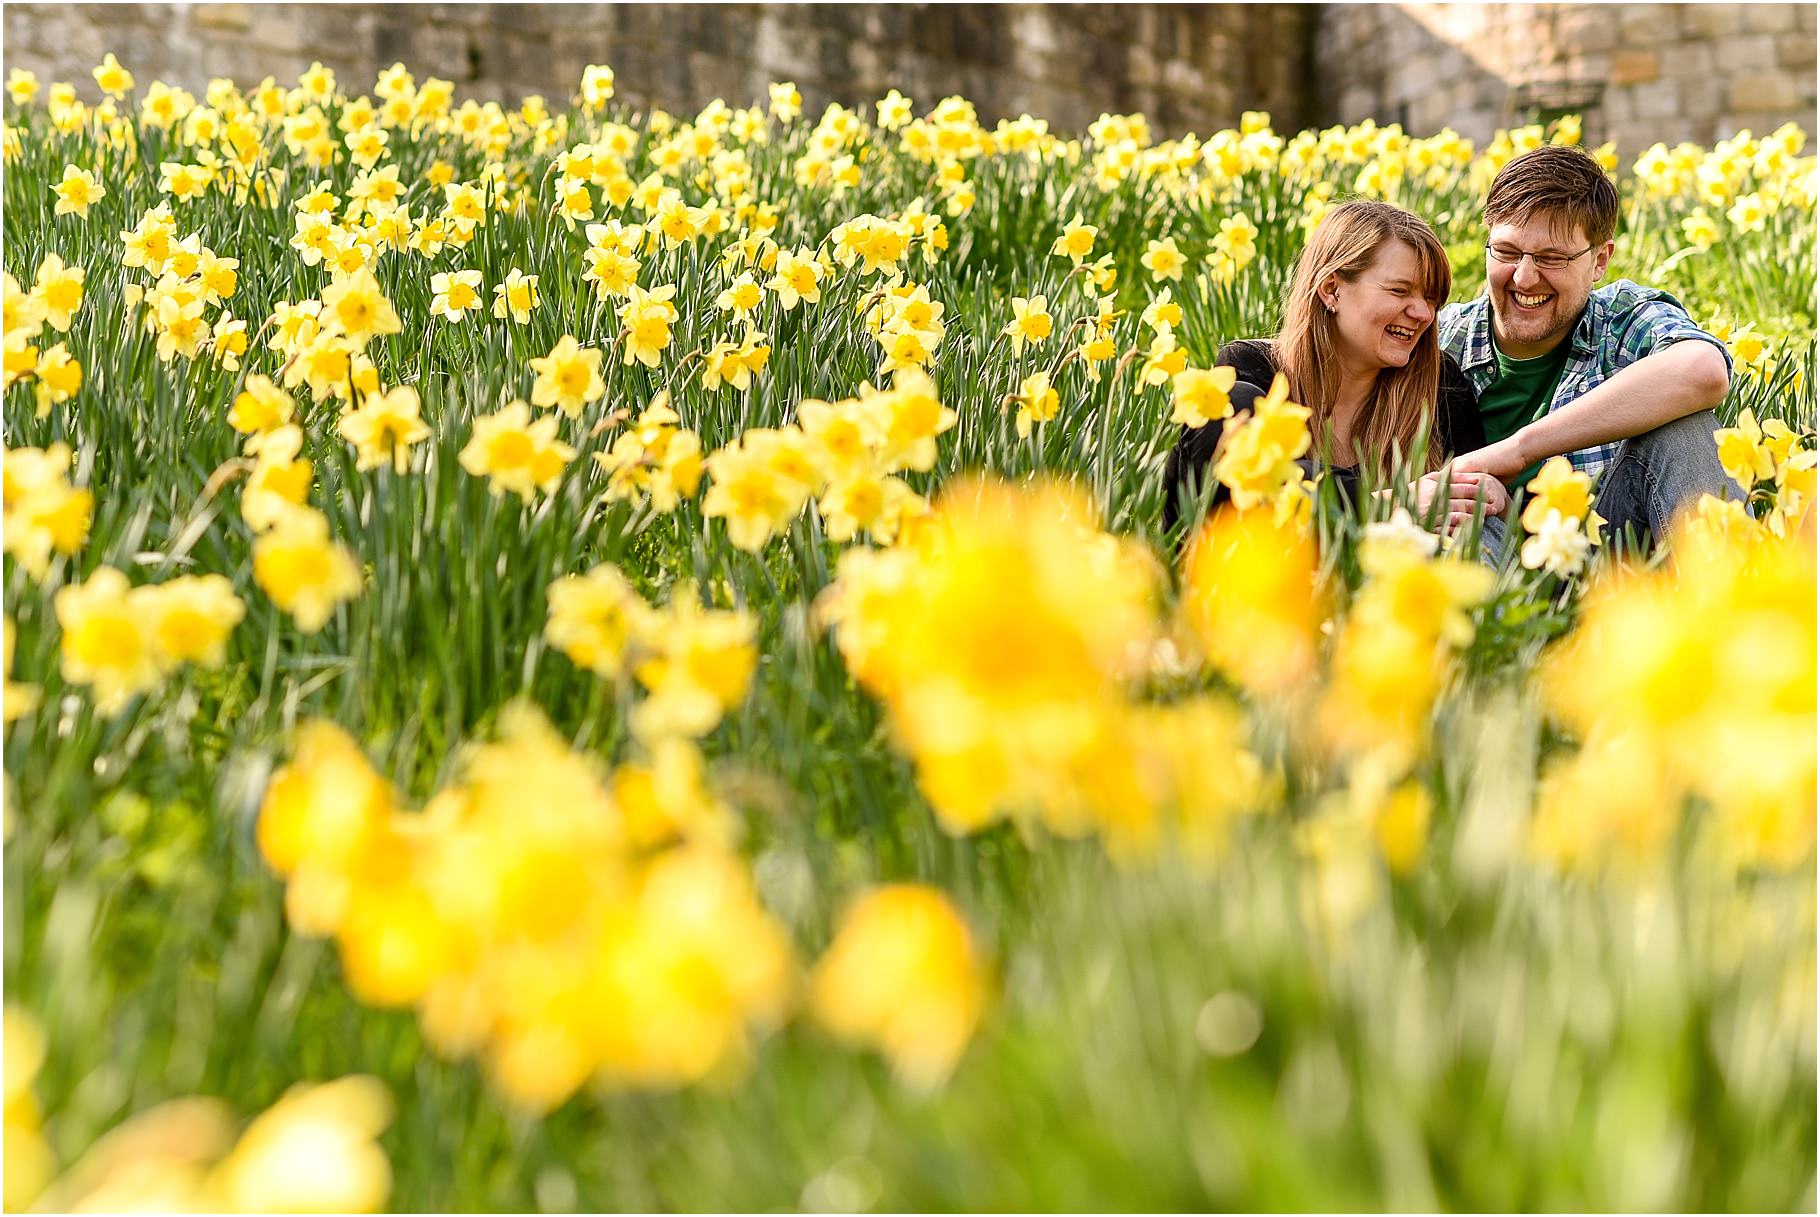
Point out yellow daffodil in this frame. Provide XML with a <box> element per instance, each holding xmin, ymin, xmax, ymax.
<box><xmin>253</xmin><ymin>507</ymin><xmax>362</xmax><ymax>632</ymax></box>
<box><xmin>458</xmin><ymin>400</ymin><xmax>575</xmax><ymax>501</ymax></box>
<box><xmin>809</xmin><ymin>886</ymin><xmax>985</xmax><ymax>1091</ymax></box>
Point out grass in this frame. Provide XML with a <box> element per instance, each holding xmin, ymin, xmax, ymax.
<box><xmin>3</xmin><ymin>73</ymin><xmax>1815</xmax><ymax>1211</ymax></box>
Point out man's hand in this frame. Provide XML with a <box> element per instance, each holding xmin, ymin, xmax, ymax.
<box><xmin>1450</xmin><ymin>435</ymin><xmax>1527</xmax><ymax>483</ymax></box>
<box><xmin>1416</xmin><ymin>469</ymin><xmax>1510</xmax><ymax>532</ymax></box>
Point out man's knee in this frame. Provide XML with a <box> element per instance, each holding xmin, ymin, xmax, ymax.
<box><xmin>1623</xmin><ymin>408</ymin><xmax>1723</xmax><ymax>462</ymax></box>
<box><xmin>1608</xmin><ymin>407</ymin><xmax>1744</xmax><ymax>520</ymax></box>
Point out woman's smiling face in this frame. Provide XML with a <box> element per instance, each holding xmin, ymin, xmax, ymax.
<box><xmin>1323</xmin><ymin>238</ymin><xmax>1438</xmax><ymax>374</ymax></box>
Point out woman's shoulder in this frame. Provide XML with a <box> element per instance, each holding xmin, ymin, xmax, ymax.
<box><xmin>1437</xmin><ymin>349</ymin><xmax>1476</xmax><ymax>399</ymax></box>
<box><xmin>1434</xmin><ymin>348</ymin><xmax>1485</xmax><ymax>452</ymax></box>
<box><xmin>1216</xmin><ymin>338</ymin><xmax>1278</xmax><ymax>379</ymax></box>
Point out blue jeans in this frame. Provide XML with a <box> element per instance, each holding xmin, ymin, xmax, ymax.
<box><xmin>1478</xmin><ymin>409</ymin><xmax>1744</xmax><ymax>565</ymax></box>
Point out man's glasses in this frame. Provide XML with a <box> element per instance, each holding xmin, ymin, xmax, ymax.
<box><xmin>1486</xmin><ymin>242</ymin><xmax>1596</xmax><ymax>271</ymax></box>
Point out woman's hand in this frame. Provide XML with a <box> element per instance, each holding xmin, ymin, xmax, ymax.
<box><xmin>1416</xmin><ymin>469</ymin><xmax>1509</xmax><ymax>532</ymax></box>
<box><xmin>1450</xmin><ymin>436</ymin><xmax>1528</xmax><ymax>483</ymax></box>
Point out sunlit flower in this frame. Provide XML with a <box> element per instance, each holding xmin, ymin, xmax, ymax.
<box><xmin>1140</xmin><ymin>235</ymin><xmax>1186</xmax><ymax>281</ymax></box>
<box><xmin>1050</xmin><ymin>212</ymin><xmax>1098</xmax><ymax>263</ymax></box>
<box><xmin>337</xmin><ymin>384</ymin><xmax>430</xmax><ymax>473</ymax></box>
<box><xmin>1170</xmin><ymin>365</ymin><xmax>1238</xmax><ymax>428</ymax></box>
<box><xmin>1001</xmin><ymin>294</ymin><xmax>1053</xmax><ymax>355</ymax></box>
<box><xmin>1520</xmin><ymin>507</ymin><xmax>1593</xmax><ymax>577</ymax></box>
<box><xmin>31</xmin><ymin>253</ymin><xmax>84</xmax><ymax>332</ymax></box>
<box><xmin>810</xmin><ymin>886</ymin><xmax>985</xmax><ymax>1090</ymax></box>
<box><xmin>92</xmin><ymin>52</ymin><xmax>134</xmax><ymax>98</ymax></box>
<box><xmin>492</xmin><ymin>268</ymin><xmax>541</xmax><ymax>323</ymax></box>
<box><xmin>209</xmin><ymin>1077</ymin><xmax>393</xmax><ymax>1213</ymax></box>
<box><xmin>253</xmin><ymin>507</ymin><xmax>363</xmax><ymax>631</ymax></box>
<box><xmin>429</xmin><ymin>269</ymin><xmax>484</xmax><ymax>323</ymax></box>
<box><xmin>1013</xmin><ymin>369</ymin><xmax>1060</xmax><ymax>438</ymax></box>
<box><xmin>320</xmin><ymin>268</ymin><xmax>403</xmax><ymax>348</ymax></box>
<box><xmin>51</xmin><ymin>164</ymin><xmax>107</xmax><ymax>218</ymax></box>
<box><xmin>459</xmin><ymin>400</ymin><xmax>575</xmax><ymax>501</ymax></box>
<box><xmin>230</xmin><ymin>375</ymin><xmax>296</xmax><ymax>436</ymax></box>
<box><xmin>3</xmin><ymin>442</ymin><xmax>92</xmax><ymax>579</ymax></box>
<box><xmin>528</xmin><ymin>334</ymin><xmax>605</xmax><ymax>417</ymax></box>
<box><xmin>54</xmin><ymin>567</ymin><xmax>163</xmax><ymax>715</ymax></box>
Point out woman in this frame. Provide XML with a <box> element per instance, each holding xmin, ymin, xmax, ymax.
<box><xmin>1163</xmin><ymin>200</ymin><xmax>1503</xmax><ymax>534</ymax></box>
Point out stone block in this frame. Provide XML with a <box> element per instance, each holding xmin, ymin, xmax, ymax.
<box><xmin>1554</xmin><ymin>9</ymin><xmax>1618</xmax><ymax>54</ymax></box>
<box><xmin>1678</xmin><ymin>4</ymin><xmax>1730</xmax><ymax>38</ymax></box>
<box><xmin>247</xmin><ymin>10</ymin><xmax>310</xmax><ymax>54</ymax></box>
<box><xmin>1741</xmin><ymin>5</ymin><xmax>1798</xmax><ymax>33</ymax></box>
<box><xmin>688</xmin><ymin>51</ymin><xmax>747</xmax><ymax>108</ymax></box>
<box><xmin>1626</xmin><ymin>77</ymin><xmax>1680</xmax><ymax>118</ymax></box>
<box><xmin>1617</xmin><ymin>4</ymin><xmax>1675</xmax><ymax>45</ymax></box>
<box><xmin>1727</xmin><ymin>73</ymin><xmax>1800</xmax><ymax>111</ymax></box>
<box><xmin>1677</xmin><ymin>73</ymin><xmax>1726</xmax><ymax>119</ymax></box>
<box><xmin>1777</xmin><ymin>35</ymin><xmax>1815</xmax><ymax>71</ymax></box>
<box><xmin>1563</xmin><ymin>53</ymin><xmax>1612</xmax><ymax>83</ymax></box>
<box><xmin>194</xmin><ymin>4</ymin><xmax>251</xmax><ymax>32</ymax></box>
<box><xmin>1658</xmin><ymin>41</ymin><xmax>1715</xmax><ymax>77</ymax></box>
<box><xmin>1714</xmin><ymin>33</ymin><xmax>1778</xmax><ymax>72</ymax></box>
<box><xmin>1609</xmin><ymin>49</ymin><xmax>1659</xmax><ymax>85</ymax></box>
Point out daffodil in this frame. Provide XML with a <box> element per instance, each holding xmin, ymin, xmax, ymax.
<box><xmin>51</xmin><ymin>164</ymin><xmax>107</xmax><ymax>218</ymax></box>
<box><xmin>528</xmin><ymin>335</ymin><xmax>605</xmax><ymax>417</ymax></box>
<box><xmin>491</xmin><ymin>268</ymin><xmax>540</xmax><ymax>323</ymax></box>
<box><xmin>1715</xmin><ymin>408</ymin><xmax>1778</xmax><ymax>487</ymax></box>
<box><xmin>209</xmin><ymin>1076</ymin><xmax>393</xmax><ymax>1213</ymax></box>
<box><xmin>320</xmin><ymin>268</ymin><xmax>403</xmax><ymax>348</ymax></box>
<box><xmin>1170</xmin><ymin>365</ymin><xmax>1238</xmax><ymax>428</ymax></box>
<box><xmin>429</xmin><ymin>269</ymin><xmax>483</xmax><ymax>323</ymax></box>
<box><xmin>545</xmin><ymin>563</ymin><xmax>656</xmax><ymax>680</ymax></box>
<box><xmin>458</xmin><ymin>400</ymin><xmax>575</xmax><ymax>501</ymax></box>
<box><xmin>31</xmin><ymin>254</ymin><xmax>83</xmax><ymax>332</ymax></box>
<box><xmin>253</xmin><ymin>507</ymin><xmax>362</xmax><ymax>632</ymax></box>
<box><xmin>1519</xmin><ymin>456</ymin><xmax>1602</xmax><ymax>534</ymax></box>
<box><xmin>54</xmin><ymin>568</ymin><xmax>163</xmax><ymax>715</ymax></box>
<box><xmin>617</xmin><ymin>282</ymin><xmax>678</xmax><ymax>367</ymax></box>
<box><xmin>30</xmin><ymin>344</ymin><xmax>81</xmax><ymax>418</ymax></box>
<box><xmin>3</xmin><ymin>442</ymin><xmax>92</xmax><ymax>579</ymax></box>
<box><xmin>91</xmin><ymin>52</ymin><xmax>134</xmax><ymax>98</ymax></box>
<box><xmin>1001</xmin><ymin>294</ymin><xmax>1053</xmax><ymax>355</ymax></box>
<box><xmin>1013</xmin><ymin>369</ymin><xmax>1060</xmax><ymax>438</ymax></box>
<box><xmin>1140</xmin><ymin>235</ymin><xmax>1186</xmax><ymax>281</ymax></box>
<box><xmin>1050</xmin><ymin>212</ymin><xmax>1098</xmax><ymax>263</ymax></box>
<box><xmin>142</xmin><ymin>575</ymin><xmax>246</xmax><ymax>669</ymax></box>
<box><xmin>1212</xmin><ymin>373</ymin><xmax>1312</xmax><ymax>509</ymax></box>
<box><xmin>809</xmin><ymin>886</ymin><xmax>985</xmax><ymax>1091</ymax></box>
<box><xmin>337</xmin><ymin>384</ymin><xmax>431</xmax><ymax>473</ymax></box>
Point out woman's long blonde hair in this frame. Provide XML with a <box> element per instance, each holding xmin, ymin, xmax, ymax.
<box><xmin>1274</xmin><ymin>200</ymin><xmax>1452</xmax><ymax>478</ymax></box>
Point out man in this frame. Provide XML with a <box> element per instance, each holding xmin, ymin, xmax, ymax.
<box><xmin>1440</xmin><ymin>143</ymin><xmax>1737</xmax><ymax>549</ymax></box>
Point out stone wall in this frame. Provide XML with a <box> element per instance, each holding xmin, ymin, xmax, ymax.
<box><xmin>0</xmin><ymin>3</ymin><xmax>1317</xmax><ymax>139</ymax></box>
<box><xmin>1315</xmin><ymin>3</ymin><xmax>1817</xmax><ymax>150</ymax></box>
<box><xmin>4</xmin><ymin>3</ymin><xmax>1812</xmax><ymax>151</ymax></box>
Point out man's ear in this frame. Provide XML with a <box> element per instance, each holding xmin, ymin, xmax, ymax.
<box><xmin>1592</xmin><ymin>240</ymin><xmax>1615</xmax><ymax>280</ymax></box>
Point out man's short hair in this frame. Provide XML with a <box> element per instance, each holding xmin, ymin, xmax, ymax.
<box><xmin>1484</xmin><ymin>145</ymin><xmax>1620</xmax><ymax>247</ymax></box>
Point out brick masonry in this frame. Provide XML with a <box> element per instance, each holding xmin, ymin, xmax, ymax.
<box><xmin>2</xmin><ymin>3</ymin><xmax>1812</xmax><ymax>151</ymax></box>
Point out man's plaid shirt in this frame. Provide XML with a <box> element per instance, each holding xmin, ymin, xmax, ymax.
<box><xmin>1438</xmin><ymin>280</ymin><xmax>1732</xmax><ymax>480</ymax></box>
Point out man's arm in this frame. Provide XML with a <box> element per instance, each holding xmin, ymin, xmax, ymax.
<box><xmin>1451</xmin><ymin>340</ymin><xmax>1730</xmax><ymax>481</ymax></box>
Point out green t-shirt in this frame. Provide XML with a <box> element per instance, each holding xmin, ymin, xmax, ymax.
<box><xmin>1478</xmin><ymin>341</ymin><xmax>1572</xmax><ymax>490</ymax></box>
